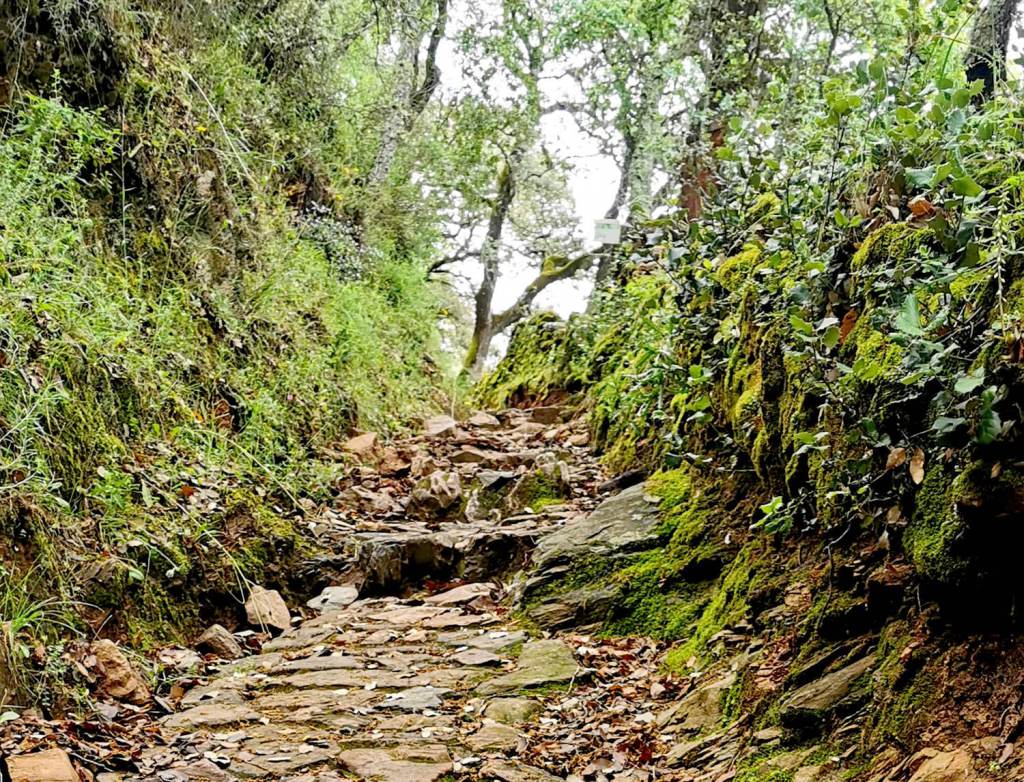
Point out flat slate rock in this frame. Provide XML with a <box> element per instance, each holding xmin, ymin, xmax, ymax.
<box><xmin>484</xmin><ymin>697</ymin><xmax>544</xmax><ymax>724</ymax></box>
<box><xmin>163</xmin><ymin>702</ymin><xmax>262</xmax><ymax>730</ymax></box>
<box><xmin>424</xmin><ymin>582</ymin><xmax>494</xmax><ymax>605</ymax></box>
<box><xmin>531</xmin><ymin>483</ymin><xmax>662</xmax><ymax>570</ymax></box>
<box><xmin>381</xmin><ymin>685</ymin><xmax>453</xmax><ymax>711</ymax></box>
<box><xmin>306</xmin><ymin>585</ymin><xmax>359</xmax><ymax>612</ymax></box>
<box><xmin>780</xmin><ymin>655</ymin><xmax>875</xmax><ymax>727</ymax></box>
<box><xmin>481</xmin><ymin>759</ymin><xmax>563</xmax><ymax>781</ymax></box>
<box><xmin>476</xmin><ymin>639</ymin><xmax>578</xmax><ymax>695</ymax></box>
<box><xmin>7</xmin><ymin>749</ymin><xmax>80</xmax><ymax>782</ymax></box>
<box><xmin>338</xmin><ymin>745</ymin><xmax>453</xmax><ymax>782</ymax></box>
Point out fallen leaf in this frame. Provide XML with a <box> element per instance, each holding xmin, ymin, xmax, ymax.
<box><xmin>908</xmin><ymin>195</ymin><xmax>935</xmax><ymax>217</ymax></box>
<box><xmin>886</xmin><ymin>447</ymin><xmax>907</xmax><ymax>471</ymax></box>
<box><xmin>909</xmin><ymin>448</ymin><xmax>925</xmax><ymax>484</ymax></box>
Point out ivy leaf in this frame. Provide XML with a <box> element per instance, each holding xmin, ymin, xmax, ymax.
<box><xmin>894</xmin><ymin>294</ymin><xmax>925</xmax><ymax>336</ymax></box>
<box><xmin>953</xmin><ymin>368</ymin><xmax>984</xmax><ymax>394</ymax></box>
<box><xmin>976</xmin><ymin>387</ymin><xmax>1002</xmax><ymax>445</ymax></box>
<box><xmin>905</xmin><ymin>166</ymin><xmax>935</xmax><ymax>188</ymax></box>
<box><xmin>789</xmin><ymin>313</ymin><xmax>814</xmax><ymax>336</ymax></box>
<box><xmin>933</xmin><ymin>416</ymin><xmax>966</xmax><ymax>434</ymax></box>
<box><xmin>951</xmin><ymin>176</ymin><xmax>983</xmax><ymax>198</ymax></box>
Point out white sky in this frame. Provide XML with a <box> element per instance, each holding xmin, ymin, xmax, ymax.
<box><xmin>434</xmin><ymin>7</ymin><xmax>620</xmax><ymax>334</ymax></box>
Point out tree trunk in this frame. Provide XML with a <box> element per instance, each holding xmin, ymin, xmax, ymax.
<box><xmin>965</xmin><ymin>0</ymin><xmax>1021</xmax><ymax>100</ymax></box>
<box><xmin>465</xmin><ymin>154</ymin><xmax>520</xmax><ymax>376</ymax></box>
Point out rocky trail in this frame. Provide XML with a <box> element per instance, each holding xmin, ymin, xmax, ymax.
<box><xmin>0</xmin><ymin>411</ymin><xmax>1004</xmax><ymax>782</ymax></box>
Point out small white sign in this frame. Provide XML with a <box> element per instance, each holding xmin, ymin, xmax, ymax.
<box><xmin>593</xmin><ymin>219</ymin><xmax>622</xmax><ymax>244</ymax></box>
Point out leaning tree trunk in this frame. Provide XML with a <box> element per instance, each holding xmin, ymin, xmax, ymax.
<box><xmin>465</xmin><ymin>156</ymin><xmax>519</xmax><ymax>376</ymax></box>
<box><xmin>965</xmin><ymin>0</ymin><xmax>1022</xmax><ymax>100</ymax></box>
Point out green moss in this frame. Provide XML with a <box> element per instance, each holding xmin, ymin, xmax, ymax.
<box><xmin>665</xmin><ymin>542</ymin><xmax>767</xmax><ymax>669</ymax></box>
<box><xmin>475</xmin><ymin>312</ymin><xmax>579</xmax><ymax>408</ymax></box>
<box><xmin>716</xmin><ymin>243</ymin><xmax>765</xmax><ymax>291</ymax></box>
<box><xmin>511</xmin><ymin>471</ymin><xmax>567</xmax><ymax>512</ymax></box>
<box><xmin>866</xmin><ymin>622</ymin><xmax>937</xmax><ymax>743</ymax></box>
<box><xmin>904</xmin><ymin>465</ymin><xmax>975</xmax><ymax>585</ymax></box>
<box><xmin>747</xmin><ymin>192</ymin><xmax>783</xmax><ymax>224</ymax></box>
<box><xmin>850</xmin><ymin>223</ymin><xmax>929</xmax><ymax>274</ymax></box>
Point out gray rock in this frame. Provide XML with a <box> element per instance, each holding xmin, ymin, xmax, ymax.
<box><xmin>780</xmin><ymin>655</ymin><xmax>875</xmax><ymax>728</ymax></box>
<box><xmin>476</xmin><ymin>639</ymin><xmax>578</xmax><ymax>695</ymax></box>
<box><xmin>484</xmin><ymin>697</ymin><xmax>543</xmax><ymax>724</ymax></box>
<box><xmin>656</xmin><ymin>672</ymin><xmax>736</xmax><ymax>733</ymax></box>
<box><xmin>423</xmin><ymin>415</ymin><xmax>458</xmax><ymax>437</ymax></box>
<box><xmin>467</xmin><ymin>722</ymin><xmax>520</xmax><ymax>752</ymax></box>
<box><xmin>306</xmin><ymin>585</ymin><xmax>359</xmax><ymax>613</ymax></box>
<box><xmin>245</xmin><ymin>586</ymin><xmax>291</xmax><ymax>633</ymax></box>
<box><xmin>382</xmin><ymin>685</ymin><xmax>453</xmax><ymax>712</ymax></box>
<box><xmin>525</xmin><ymin>583</ymin><xmax>617</xmax><ymax>631</ymax></box>
<box><xmin>411</xmin><ymin>470</ymin><xmax>462</xmax><ymax>514</ymax></box>
<box><xmin>338</xmin><ymin>745</ymin><xmax>453</xmax><ymax>782</ymax></box>
<box><xmin>468</xmin><ymin>411</ymin><xmax>502</xmax><ymax>429</ymax></box>
<box><xmin>531</xmin><ymin>483</ymin><xmax>662</xmax><ymax>572</ymax></box>
<box><xmin>162</xmin><ymin>702</ymin><xmax>262</xmax><ymax>731</ymax></box>
<box><xmin>425</xmin><ymin>582</ymin><xmax>494</xmax><ymax>606</ymax></box>
<box><xmin>194</xmin><ymin>624</ymin><xmax>244</xmax><ymax>659</ymax></box>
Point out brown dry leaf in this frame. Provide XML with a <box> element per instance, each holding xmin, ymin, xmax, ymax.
<box><xmin>909</xmin><ymin>448</ymin><xmax>925</xmax><ymax>484</ymax></box>
<box><xmin>885</xmin><ymin>447</ymin><xmax>907</xmax><ymax>471</ymax></box>
<box><xmin>908</xmin><ymin>195</ymin><xmax>935</xmax><ymax>217</ymax></box>
<box><xmin>840</xmin><ymin>309</ymin><xmax>858</xmax><ymax>344</ymax></box>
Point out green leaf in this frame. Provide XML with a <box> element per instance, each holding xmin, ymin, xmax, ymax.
<box><xmin>789</xmin><ymin>313</ymin><xmax>814</xmax><ymax>336</ymax></box>
<box><xmin>933</xmin><ymin>416</ymin><xmax>966</xmax><ymax>434</ymax></box>
<box><xmin>895</xmin><ymin>106</ymin><xmax>918</xmax><ymax>124</ymax></box>
<box><xmin>951</xmin><ymin>176</ymin><xmax>983</xmax><ymax>198</ymax></box>
<box><xmin>822</xmin><ymin>326</ymin><xmax>840</xmax><ymax>349</ymax></box>
<box><xmin>954</xmin><ymin>368</ymin><xmax>984</xmax><ymax>394</ymax></box>
<box><xmin>894</xmin><ymin>294</ymin><xmax>925</xmax><ymax>336</ymax></box>
<box><xmin>976</xmin><ymin>387</ymin><xmax>1002</xmax><ymax>444</ymax></box>
<box><xmin>905</xmin><ymin>166</ymin><xmax>935</xmax><ymax>188</ymax></box>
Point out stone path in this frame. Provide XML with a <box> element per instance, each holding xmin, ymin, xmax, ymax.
<box><xmin>124</xmin><ymin>587</ymin><xmax>575</xmax><ymax>781</ymax></box>
<box><xmin>99</xmin><ymin>408</ymin><xmax>611</xmax><ymax>782</ymax></box>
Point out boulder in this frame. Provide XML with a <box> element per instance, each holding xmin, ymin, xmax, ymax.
<box><xmin>307</xmin><ymin>585</ymin><xmax>360</xmax><ymax>613</ymax></box>
<box><xmin>411</xmin><ymin>471</ymin><xmax>462</xmax><ymax>514</ymax></box>
<box><xmin>530</xmin><ymin>483</ymin><xmax>662</xmax><ymax>571</ymax></box>
<box><xmin>245</xmin><ymin>586</ymin><xmax>291</xmax><ymax>633</ymax></box>
<box><xmin>423</xmin><ymin>415</ymin><xmax>458</xmax><ymax>437</ymax></box>
<box><xmin>908</xmin><ymin>750</ymin><xmax>975</xmax><ymax>782</ymax></box>
<box><xmin>525</xmin><ymin>583</ymin><xmax>617</xmax><ymax>631</ymax></box>
<box><xmin>89</xmin><ymin>639</ymin><xmax>150</xmax><ymax>704</ymax></box>
<box><xmin>342</xmin><ymin>432</ymin><xmax>378</xmax><ymax>456</ymax></box>
<box><xmin>194</xmin><ymin>624</ymin><xmax>244</xmax><ymax>659</ymax></box>
<box><xmin>468</xmin><ymin>411</ymin><xmax>501</xmax><ymax>429</ymax></box>
<box><xmin>779</xmin><ymin>655</ymin><xmax>874</xmax><ymax>728</ymax></box>
<box><xmin>656</xmin><ymin>672</ymin><xmax>736</xmax><ymax>733</ymax></box>
<box><xmin>6</xmin><ymin>749</ymin><xmax>79</xmax><ymax>782</ymax></box>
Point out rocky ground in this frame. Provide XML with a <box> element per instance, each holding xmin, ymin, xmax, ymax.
<box><xmin>0</xmin><ymin>410</ymin><xmax>1012</xmax><ymax>781</ymax></box>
